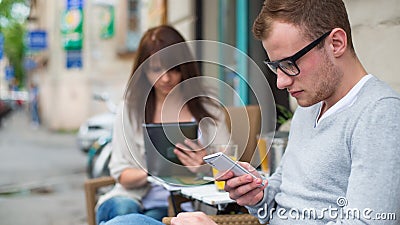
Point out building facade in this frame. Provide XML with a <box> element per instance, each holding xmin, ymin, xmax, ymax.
<box><xmin>26</xmin><ymin>0</ymin><xmax>400</xmax><ymax>131</ymax></box>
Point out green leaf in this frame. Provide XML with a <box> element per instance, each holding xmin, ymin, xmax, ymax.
<box><xmin>276</xmin><ymin>104</ymin><xmax>293</xmax><ymax>125</ymax></box>
<box><xmin>0</xmin><ymin>0</ymin><xmax>28</xmax><ymax>88</ymax></box>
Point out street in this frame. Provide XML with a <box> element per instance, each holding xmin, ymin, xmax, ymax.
<box><xmin>0</xmin><ymin>109</ymin><xmax>88</xmax><ymax>225</ymax></box>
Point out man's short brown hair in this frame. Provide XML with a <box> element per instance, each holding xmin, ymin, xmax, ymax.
<box><xmin>253</xmin><ymin>0</ymin><xmax>354</xmax><ymax>52</ymax></box>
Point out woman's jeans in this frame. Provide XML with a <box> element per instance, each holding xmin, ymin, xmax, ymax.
<box><xmin>102</xmin><ymin>213</ymin><xmax>164</xmax><ymax>225</ymax></box>
<box><xmin>96</xmin><ymin>196</ymin><xmax>168</xmax><ymax>225</ymax></box>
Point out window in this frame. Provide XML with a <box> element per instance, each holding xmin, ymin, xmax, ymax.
<box><xmin>117</xmin><ymin>0</ymin><xmax>167</xmax><ymax>55</ymax></box>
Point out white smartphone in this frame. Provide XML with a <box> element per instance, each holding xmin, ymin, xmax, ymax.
<box><xmin>203</xmin><ymin>152</ymin><xmax>265</xmax><ymax>186</ymax></box>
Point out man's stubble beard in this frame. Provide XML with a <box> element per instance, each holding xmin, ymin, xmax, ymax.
<box><xmin>306</xmin><ymin>50</ymin><xmax>343</xmax><ymax>107</ymax></box>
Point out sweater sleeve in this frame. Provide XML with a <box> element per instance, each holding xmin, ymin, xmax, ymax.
<box><xmin>246</xmin><ymin>164</ymin><xmax>283</xmax><ymax>224</ymax></box>
<box><xmin>326</xmin><ymin>97</ymin><xmax>400</xmax><ymax>225</ymax></box>
<box><xmin>109</xmin><ymin>102</ymin><xmax>145</xmax><ymax>180</ymax></box>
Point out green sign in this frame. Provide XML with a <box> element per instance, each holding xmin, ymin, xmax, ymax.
<box><xmin>61</xmin><ymin>9</ymin><xmax>83</xmax><ymax>50</ymax></box>
<box><xmin>100</xmin><ymin>6</ymin><xmax>115</xmax><ymax>39</ymax></box>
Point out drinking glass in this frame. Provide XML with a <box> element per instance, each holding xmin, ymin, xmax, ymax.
<box><xmin>208</xmin><ymin>144</ymin><xmax>238</xmax><ymax>191</ymax></box>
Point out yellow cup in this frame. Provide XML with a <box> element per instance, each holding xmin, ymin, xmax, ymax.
<box><xmin>209</xmin><ymin>144</ymin><xmax>238</xmax><ymax>191</ymax></box>
<box><xmin>257</xmin><ymin>134</ymin><xmax>269</xmax><ymax>175</ymax></box>
<box><xmin>212</xmin><ymin>167</ymin><xmax>226</xmax><ymax>191</ymax></box>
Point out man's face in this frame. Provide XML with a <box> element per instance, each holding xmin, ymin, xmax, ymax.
<box><xmin>262</xmin><ymin>22</ymin><xmax>342</xmax><ymax>107</ymax></box>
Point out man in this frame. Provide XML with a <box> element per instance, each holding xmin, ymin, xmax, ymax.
<box><xmin>102</xmin><ymin>1</ymin><xmax>400</xmax><ymax>224</ymax></box>
<box><xmin>173</xmin><ymin>0</ymin><xmax>400</xmax><ymax>224</ymax></box>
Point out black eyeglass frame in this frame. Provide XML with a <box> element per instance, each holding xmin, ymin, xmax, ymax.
<box><xmin>264</xmin><ymin>30</ymin><xmax>332</xmax><ymax>76</ymax></box>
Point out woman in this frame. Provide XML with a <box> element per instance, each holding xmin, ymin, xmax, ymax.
<box><xmin>95</xmin><ymin>25</ymin><xmax>230</xmax><ymax>224</ymax></box>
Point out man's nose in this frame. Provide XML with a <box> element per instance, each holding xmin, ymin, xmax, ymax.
<box><xmin>276</xmin><ymin>70</ymin><xmax>294</xmax><ymax>90</ymax></box>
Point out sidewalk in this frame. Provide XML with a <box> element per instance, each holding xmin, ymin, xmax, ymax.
<box><xmin>0</xmin><ymin>110</ymin><xmax>88</xmax><ymax>225</ymax></box>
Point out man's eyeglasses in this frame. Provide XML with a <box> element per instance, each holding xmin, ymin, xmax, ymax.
<box><xmin>264</xmin><ymin>30</ymin><xmax>332</xmax><ymax>76</ymax></box>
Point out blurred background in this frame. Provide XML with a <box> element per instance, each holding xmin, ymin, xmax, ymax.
<box><xmin>0</xmin><ymin>0</ymin><xmax>399</xmax><ymax>224</ymax></box>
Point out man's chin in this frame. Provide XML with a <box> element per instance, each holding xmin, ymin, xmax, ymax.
<box><xmin>296</xmin><ymin>99</ymin><xmax>316</xmax><ymax>108</ymax></box>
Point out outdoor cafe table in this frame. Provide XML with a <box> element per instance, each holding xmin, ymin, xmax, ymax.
<box><xmin>147</xmin><ymin>176</ymin><xmax>235</xmax><ymax>215</ymax></box>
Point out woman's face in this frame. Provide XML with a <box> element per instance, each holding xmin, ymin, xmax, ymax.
<box><xmin>146</xmin><ymin>59</ymin><xmax>182</xmax><ymax>98</ymax></box>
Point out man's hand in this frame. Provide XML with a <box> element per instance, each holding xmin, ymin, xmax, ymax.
<box><xmin>171</xmin><ymin>212</ymin><xmax>217</xmax><ymax>225</ymax></box>
<box><xmin>217</xmin><ymin>162</ymin><xmax>267</xmax><ymax>206</ymax></box>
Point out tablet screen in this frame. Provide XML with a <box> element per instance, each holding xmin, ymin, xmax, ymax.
<box><xmin>143</xmin><ymin>122</ymin><xmax>198</xmax><ymax>165</ymax></box>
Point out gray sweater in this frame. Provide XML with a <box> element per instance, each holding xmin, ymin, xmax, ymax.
<box><xmin>247</xmin><ymin>77</ymin><xmax>400</xmax><ymax>225</ymax></box>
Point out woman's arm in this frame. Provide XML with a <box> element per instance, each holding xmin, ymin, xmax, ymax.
<box><xmin>119</xmin><ymin>168</ymin><xmax>148</xmax><ymax>189</ymax></box>
<box><xmin>109</xmin><ymin>103</ymin><xmax>149</xmax><ymax>189</ymax></box>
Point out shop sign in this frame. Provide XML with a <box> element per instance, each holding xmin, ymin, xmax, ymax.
<box><xmin>100</xmin><ymin>6</ymin><xmax>115</xmax><ymax>39</ymax></box>
<box><xmin>5</xmin><ymin>66</ymin><xmax>14</xmax><ymax>81</ymax></box>
<box><xmin>67</xmin><ymin>0</ymin><xmax>83</xmax><ymax>9</ymax></box>
<box><xmin>61</xmin><ymin>8</ymin><xmax>83</xmax><ymax>50</ymax></box>
<box><xmin>66</xmin><ymin>50</ymin><xmax>83</xmax><ymax>69</ymax></box>
<box><xmin>26</xmin><ymin>30</ymin><xmax>47</xmax><ymax>51</ymax></box>
<box><xmin>0</xmin><ymin>33</ymin><xmax>3</xmax><ymax>59</ymax></box>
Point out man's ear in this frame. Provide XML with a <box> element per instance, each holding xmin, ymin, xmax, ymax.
<box><xmin>329</xmin><ymin>28</ymin><xmax>347</xmax><ymax>58</ymax></box>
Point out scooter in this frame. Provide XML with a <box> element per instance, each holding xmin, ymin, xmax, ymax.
<box><xmin>78</xmin><ymin>92</ymin><xmax>116</xmax><ymax>179</ymax></box>
<box><xmin>87</xmin><ymin>134</ymin><xmax>112</xmax><ymax>179</ymax></box>
<box><xmin>77</xmin><ymin>92</ymin><xmax>116</xmax><ymax>153</ymax></box>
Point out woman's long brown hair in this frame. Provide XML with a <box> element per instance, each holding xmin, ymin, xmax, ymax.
<box><xmin>124</xmin><ymin>25</ymin><xmax>218</xmax><ymax>127</ymax></box>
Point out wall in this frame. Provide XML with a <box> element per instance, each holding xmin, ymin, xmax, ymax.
<box><xmin>38</xmin><ymin>0</ymin><xmax>196</xmax><ymax>131</ymax></box>
<box><xmin>167</xmin><ymin>0</ymin><xmax>195</xmax><ymax>40</ymax></box>
<box><xmin>344</xmin><ymin>0</ymin><xmax>400</xmax><ymax>92</ymax></box>
<box><xmin>36</xmin><ymin>0</ymin><xmax>400</xmax><ymax>130</ymax></box>
<box><xmin>287</xmin><ymin>0</ymin><xmax>400</xmax><ymax>111</ymax></box>
<box><xmin>39</xmin><ymin>0</ymin><xmax>132</xmax><ymax>130</ymax></box>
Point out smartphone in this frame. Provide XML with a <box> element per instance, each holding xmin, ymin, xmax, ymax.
<box><xmin>203</xmin><ymin>152</ymin><xmax>265</xmax><ymax>186</ymax></box>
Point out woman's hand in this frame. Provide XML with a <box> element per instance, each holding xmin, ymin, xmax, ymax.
<box><xmin>171</xmin><ymin>212</ymin><xmax>217</xmax><ymax>225</ymax></box>
<box><xmin>217</xmin><ymin>162</ymin><xmax>267</xmax><ymax>206</ymax></box>
<box><xmin>174</xmin><ymin>139</ymin><xmax>207</xmax><ymax>173</ymax></box>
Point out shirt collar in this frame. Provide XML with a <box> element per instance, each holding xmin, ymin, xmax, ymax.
<box><xmin>315</xmin><ymin>74</ymin><xmax>373</xmax><ymax>127</ymax></box>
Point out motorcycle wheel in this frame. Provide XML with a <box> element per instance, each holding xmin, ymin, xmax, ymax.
<box><xmin>87</xmin><ymin>138</ymin><xmax>112</xmax><ymax>179</ymax></box>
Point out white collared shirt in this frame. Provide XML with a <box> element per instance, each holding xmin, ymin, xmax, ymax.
<box><xmin>315</xmin><ymin>74</ymin><xmax>373</xmax><ymax>127</ymax></box>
